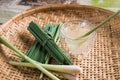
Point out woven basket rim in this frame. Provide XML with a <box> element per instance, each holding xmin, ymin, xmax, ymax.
<box><xmin>1</xmin><ymin>4</ymin><xmax>115</xmax><ymax>29</ymax></box>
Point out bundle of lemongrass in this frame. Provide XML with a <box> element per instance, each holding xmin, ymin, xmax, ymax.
<box><xmin>0</xmin><ymin>10</ymin><xmax>120</xmax><ymax>80</ymax></box>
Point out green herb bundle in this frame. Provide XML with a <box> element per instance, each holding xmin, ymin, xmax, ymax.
<box><xmin>22</xmin><ymin>41</ymin><xmax>47</xmax><ymax>63</ymax></box>
<box><xmin>22</xmin><ymin>23</ymin><xmax>61</xmax><ymax>79</ymax></box>
<box><xmin>27</xmin><ymin>21</ymin><xmax>72</xmax><ymax>65</ymax></box>
<box><xmin>21</xmin><ymin>23</ymin><xmax>60</xmax><ymax>63</ymax></box>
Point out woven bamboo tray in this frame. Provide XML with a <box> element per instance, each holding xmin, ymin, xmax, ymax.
<box><xmin>0</xmin><ymin>4</ymin><xmax>120</xmax><ymax>80</ymax></box>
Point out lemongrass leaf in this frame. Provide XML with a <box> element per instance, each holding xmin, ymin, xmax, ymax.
<box><xmin>9</xmin><ymin>61</ymin><xmax>82</xmax><ymax>74</ymax></box>
<box><xmin>76</xmin><ymin>10</ymin><xmax>120</xmax><ymax>40</ymax></box>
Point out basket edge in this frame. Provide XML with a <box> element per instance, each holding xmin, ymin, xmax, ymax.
<box><xmin>0</xmin><ymin>4</ymin><xmax>114</xmax><ymax>36</ymax></box>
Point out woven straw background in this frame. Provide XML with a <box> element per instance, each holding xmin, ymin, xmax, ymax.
<box><xmin>0</xmin><ymin>4</ymin><xmax>120</xmax><ymax>80</ymax></box>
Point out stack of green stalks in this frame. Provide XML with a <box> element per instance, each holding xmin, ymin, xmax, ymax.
<box><xmin>0</xmin><ymin>22</ymin><xmax>82</xmax><ymax>80</ymax></box>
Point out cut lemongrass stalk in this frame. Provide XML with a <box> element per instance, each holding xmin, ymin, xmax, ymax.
<box><xmin>39</xmin><ymin>71</ymin><xmax>44</xmax><ymax>80</ymax></box>
<box><xmin>9</xmin><ymin>61</ymin><xmax>77</xmax><ymax>80</ymax></box>
<box><xmin>54</xmin><ymin>24</ymin><xmax>61</xmax><ymax>42</ymax></box>
<box><xmin>59</xmin><ymin>73</ymin><xmax>77</xmax><ymax>80</ymax></box>
<box><xmin>9</xmin><ymin>61</ymin><xmax>82</xmax><ymax>74</ymax></box>
<box><xmin>9</xmin><ymin>61</ymin><xmax>35</xmax><ymax>67</ymax></box>
<box><xmin>39</xmin><ymin>54</ymin><xmax>50</xmax><ymax>80</ymax></box>
<box><xmin>13</xmin><ymin>52</ymin><xmax>23</xmax><ymax>58</ymax></box>
<box><xmin>0</xmin><ymin>37</ymin><xmax>60</xmax><ymax>80</ymax></box>
<box><xmin>76</xmin><ymin>10</ymin><xmax>120</xmax><ymax>40</ymax></box>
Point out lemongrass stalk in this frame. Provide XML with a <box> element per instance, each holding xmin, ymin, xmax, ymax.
<box><xmin>9</xmin><ymin>61</ymin><xmax>34</xmax><ymax>67</ymax></box>
<box><xmin>39</xmin><ymin>55</ymin><xmax>50</xmax><ymax>80</ymax></box>
<box><xmin>54</xmin><ymin>24</ymin><xmax>61</xmax><ymax>42</ymax></box>
<box><xmin>43</xmin><ymin>65</ymin><xmax>82</xmax><ymax>74</ymax></box>
<box><xmin>0</xmin><ymin>37</ymin><xmax>60</xmax><ymax>80</ymax></box>
<box><xmin>14</xmin><ymin>52</ymin><xmax>23</xmax><ymax>58</ymax></box>
<box><xmin>76</xmin><ymin>10</ymin><xmax>120</xmax><ymax>40</ymax></box>
<box><xmin>9</xmin><ymin>61</ymin><xmax>82</xmax><ymax>74</ymax></box>
<box><xmin>39</xmin><ymin>73</ymin><xmax>43</xmax><ymax>80</ymax></box>
<box><xmin>9</xmin><ymin>61</ymin><xmax>81</xmax><ymax>80</ymax></box>
<box><xmin>59</xmin><ymin>73</ymin><xmax>77</xmax><ymax>80</ymax></box>
<box><xmin>9</xmin><ymin>61</ymin><xmax>77</xmax><ymax>80</ymax></box>
<box><xmin>9</xmin><ymin>61</ymin><xmax>80</xmax><ymax>80</ymax></box>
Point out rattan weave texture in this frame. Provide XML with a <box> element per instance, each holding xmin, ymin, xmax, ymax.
<box><xmin>0</xmin><ymin>4</ymin><xmax>120</xmax><ymax>80</ymax></box>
